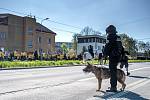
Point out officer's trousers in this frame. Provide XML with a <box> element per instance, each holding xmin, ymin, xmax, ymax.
<box><xmin>109</xmin><ymin>61</ymin><xmax>118</xmax><ymax>88</ymax></box>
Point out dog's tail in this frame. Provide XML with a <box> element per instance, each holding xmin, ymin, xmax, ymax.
<box><xmin>117</xmin><ymin>69</ymin><xmax>126</xmax><ymax>82</ymax></box>
<box><xmin>121</xmin><ymin>69</ymin><xmax>126</xmax><ymax>83</ymax></box>
<box><xmin>122</xmin><ymin>71</ymin><xmax>126</xmax><ymax>82</ymax></box>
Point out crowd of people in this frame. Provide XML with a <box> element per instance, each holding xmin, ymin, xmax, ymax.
<box><xmin>0</xmin><ymin>49</ymin><xmax>77</xmax><ymax>61</ymax></box>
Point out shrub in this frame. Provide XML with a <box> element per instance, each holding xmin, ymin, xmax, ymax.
<box><xmin>0</xmin><ymin>60</ymin><xmax>150</xmax><ymax>69</ymax></box>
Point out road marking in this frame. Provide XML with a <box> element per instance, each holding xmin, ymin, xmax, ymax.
<box><xmin>0</xmin><ymin>65</ymin><xmax>149</xmax><ymax>96</ymax></box>
<box><xmin>87</xmin><ymin>78</ymin><xmax>149</xmax><ymax>100</ymax></box>
<box><xmin>126</xmin><ymin>78</ymin><xmax>147</xmax><ymax>88</ymax></box>
<box><xmin>86</xmin><ymin>66</ymin><xmax>150</xmax><ymax>100</ymax></box>
<box><xmin>130</xmin><ymin>67</ymin><xmax>150</xmax><ymax>72</ymax></box>
<box><xmin>108</xmin><ymin>79</ymin><xmax>150</xmax><ymax>99</ymax></box>
<box><xmin>86</xmin><ymin>78</ymin><xmax>150</xmax><ymax>100</ymax></box>
<box><xmin>78</xmin><ymin>77</ymin><xmax>95</xmax><ymax>82</ymax></box>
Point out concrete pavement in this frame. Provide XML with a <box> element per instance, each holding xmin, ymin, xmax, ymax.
<box><xmin>0</xmin><ymin>62</ymin><xmax>150</xmax><ymax>100</ymax></box>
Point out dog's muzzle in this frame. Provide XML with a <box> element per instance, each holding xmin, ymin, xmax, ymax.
<box><xmin>83</xmin><ymin>69</ymin><xmax>90</xmax><ymax>73</ymax></box>
<box><xmin>83</xmin><ymin>69</ymin><xmax>86</xmax><ymax>72</ymax></box>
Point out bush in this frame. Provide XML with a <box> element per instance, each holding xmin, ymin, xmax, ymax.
<box><xmin>0</xmin><ymin>60</ymin><xmax>150</xmax><ymax>69</ymax></box>
<box><xmin>0</xmin><ymin>60</ymin><xmax>82</xmax><ymax>68</ymax></box>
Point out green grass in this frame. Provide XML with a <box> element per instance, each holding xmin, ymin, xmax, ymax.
<box><xmin>129</xmin><ymin>60</ymin><xmax>150</xmax><ymax>63</ymax></box>
<box><xmin>0</xmin><ymin>60</ymin><xmax>82</xmax><ymax>68</ymax></box>
<box><xmin>0</xmin><ymin>60</ymin><xmax>150</xmax><ymax>69</ymax></box>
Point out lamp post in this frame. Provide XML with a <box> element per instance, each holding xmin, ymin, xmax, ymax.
<box><xmin>39</xmin><ymin>18</ymin><xmax>49</xmax><ymax>60</ymax></box>
<box><xmin>41</xmin><ymin>18</ymin><xmax>49</xmax><ymax>25</ymax></box>
<box><xmin>40</xmin><ymin>18</ymin><xmax>49</xmax><ymax>35</ymax></box>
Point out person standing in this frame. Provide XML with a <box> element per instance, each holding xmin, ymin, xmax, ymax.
<box><xmin>104</xmin><ymin>25</ymin><xmax>123</xmax><ymax>92</ymax></box>
<box><xmin>0</xmin><ymin>50</ymin><xmax>4</xmax><ymax>61</ymax></box>
<box><xmin>98</xmin><ymin>52</ymin><xmax>103</xmax><ymax>65</ymax></box>
<box><xmin>34</xmin><ymin>50</ymin><xmax>38</xmax><ymax>60</ymax></box>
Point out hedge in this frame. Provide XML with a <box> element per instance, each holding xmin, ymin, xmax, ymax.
<box><xmin>0</xmin><ymin>60</ymin><xmax>150</xmax><ymax>69</ymax></box>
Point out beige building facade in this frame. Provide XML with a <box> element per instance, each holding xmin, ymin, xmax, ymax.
<box><xmin>0</xmin><ymin>13</ymin><xmax>56</xmax><ymax>53</ymax></box>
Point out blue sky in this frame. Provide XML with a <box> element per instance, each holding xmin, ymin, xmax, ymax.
<box><xmin>0</xmin><ymin>0</ymin><xmax>150</xmax><ymax>42</ymax></box>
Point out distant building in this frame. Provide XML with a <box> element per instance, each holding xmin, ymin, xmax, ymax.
<box><xmin>77</xmin><ymin>35</ymin><xmax>106</xmax><ymax>56</ymax></box>
<box><xmin>55</xmin><ymin>42</ymin><xmax>73</xmax><ymax>53</ymax></box>
<box><xmin>0</xmin><ymin>13</ymin><xmax>56</xmax><ymax>53</ymax></box>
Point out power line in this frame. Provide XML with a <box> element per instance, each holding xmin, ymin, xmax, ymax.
<box><xmin>118</xmin><ymin>17</ymin><xmax>150</xmax><ymax>38</ymax></box>
<box><xmin>35</xmin><ymin>16</ymin><xmax>82</xmax><ymax>30</ymax></box>
<box><xmin>5</xmin><ymin>22</ymin><xmax>80</xmax><ymax>34</ymax></box>
<box><xmin>0</xmin><ymin>7</ymin><xmax>150</xmax><ymax>40</ymax></box>
<box><xmin>0</xmin><ymin>8</ymin><xmax>27</xmax><ymax>16</ymax></box>
<box><xmin>50</xmin><ymin>27</ymin><xmax>79</xmax><ymax>34</ymax></box>
<box><xmin>119</xmin><ymin>17</ymin><xmax>150</xmax><ymax>26</ymax></box>
<box><xmin>0</xmin><ymin>7</ymin><xmax>82</xmax><ymax>30</ymax></box>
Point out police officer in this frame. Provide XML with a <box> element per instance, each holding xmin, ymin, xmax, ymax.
<box><xmin>104</xmin><ymin>25</ymin><xmax>123</xmax><ymax>92</ymax></box>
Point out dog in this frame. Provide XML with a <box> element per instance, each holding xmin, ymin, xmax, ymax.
<box><xmin>83</xmin><ymin>62</ymin><xmax>126</xmax><ymax>92</ymax></box>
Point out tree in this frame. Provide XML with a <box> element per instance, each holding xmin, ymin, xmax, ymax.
<box><xmin>146</xmin><ymin>42</ymin><xmax>150</xmax><ymax>58</ymax></box>
<box><xmin>61</xmin><ymin>43</ymin><xmax>68</xmax><ymax>54</ymax></box>
<box><xmin>138</xmin><ymin>41</ymin><xmax>146</xmax><ymax>52</ymax></box>
<box><xmin>67</xmin><ymin>49</ymin><xmax>76</xmax><ymax>60</ymax></box>
<box><xmin>135</xmin><ymin>41</ymin><xmax>150</xmax><ymax>59</ymax></box>
<box><xmin>72</xmin><ymin>33</ymin><xmax>80</xmax><ymax>52</ymax></box>
<box><xmin>145</xmin><ymin>42</ymin><xmax>150</xmax><ymax>51</ymax></box>
<box><xmin>80</xmin><ymin>26</ymin><xmax>102</xmax><ymax>35</ymax></box>
<box><xmin>119</xmin><ymin>33</ymin><xmax>138</xmax><ymax>57</ymax></box>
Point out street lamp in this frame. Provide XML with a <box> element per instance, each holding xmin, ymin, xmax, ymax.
<box><xmin>41</xmin><ymin>18</ymin><xmax>49</xmax><ymax>25</ymax></box>
<box><xmin>39</xmin><ymin>18</ymin><xmax>49</xmax><ymax>60</ymax></box>
<box><xmin>40</xmin><ymin>18</ymin><xmax>49</xmax><ymax>35</ymax></box>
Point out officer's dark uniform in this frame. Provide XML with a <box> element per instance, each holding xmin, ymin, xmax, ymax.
<box><xmin>104</xmin><ymin>25</ymin><xmax>123</xmax><ymax>92</ymax></box>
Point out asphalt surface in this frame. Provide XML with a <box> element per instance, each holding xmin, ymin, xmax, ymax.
<box><xmin>0</xmin><ymin>62</ymin><xmax>150</xmax><ymax>100</ymax></box>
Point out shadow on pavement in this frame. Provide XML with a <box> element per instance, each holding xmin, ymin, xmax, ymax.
<box><xmin>93</xmin><ymin>90</ymin><xmax>149</xmax><ymax>100</ymax></box>
<box><xmin>128</xmin><ymin>75</ymin><xmax>150</xmax><ymax>79</ymax></box>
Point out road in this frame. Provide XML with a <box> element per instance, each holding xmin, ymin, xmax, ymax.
<box><xmin>0</xmin><ymin>62</ymin><xmax>150</xmax><ymax>100</ymax></box>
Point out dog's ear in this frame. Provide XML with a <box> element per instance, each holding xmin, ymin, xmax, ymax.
<box><xmin>87</xmin><ymin>62</ymin><xmax>91</xmax><ymax>65</ymax></box>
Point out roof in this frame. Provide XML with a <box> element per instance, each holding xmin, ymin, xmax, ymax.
<box><xmin>36</xmin><ymin>23</ymin><xmax>56</xmax><ymax>35</ymax></box>
<box><xmin>0</xmin><ymin>13</ymin><xmax>56</xmax><ymax>35</ymax></box>
<box><xmin>0</xmin><ymin>13</ymin><xmax>20</xmax><ymax>17</ymax></box>
<box><xmin>77</xmin><ymin>35</ymin><xmax>106</xmax><ymax>39</ymax></box>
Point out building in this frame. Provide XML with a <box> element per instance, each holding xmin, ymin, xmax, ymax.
<box><xmin>77</xmin><ymin>35</ymin><xmax>106</xmax><ymax>56</ymax></box>
<box><xmin>55</xmin><ymin>42</ymin><xmax>73</xmax><ymax>53</ymax></box>
<box><xmin>0</xmin><ymin>13</ymin><xmax>56</xmax><ymax>53</ymax></box>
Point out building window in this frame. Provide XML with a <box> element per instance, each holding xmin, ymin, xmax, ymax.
<box><xmin>38</xmin><ymin>37</ymin><xmax>41</xmax><ymax>43</ymax></box>
<box><xmin>78</xmin><ymin>38</ymin><xmax>84</xmax><ymax>43</ymax></box>
<box><xmin>48</xmin><ymin>38</ymin><xmax>51</xmax><ymax>44</ymax></box>
<box><xmin>96</xmin><ymin>38</ymin><xmax>98</xmax><ymax>42</ymax></box>
<box><xmin>27</xmin><ymin>40</ymin><xmax>32</xmax><ymax>48</ymax></box>
<box><xmin>86</xmin><ymin>38</ymin><xmax>88</xmax><ymax>43</ymax></box>
<box><xmin>89</xmin><ymin>38</ymin><xmax>92</xmax><ymax>42</ymax></box>
<box><xmin>28</xmin><ymin>27</ymin><xmax>33</xmax><ymax>35</ymax></box>
<box><xmin>100</xmin><ymin>39</ymin><xmax>101</xmax><ymax>43</ymax></box>
<box><xmin>68</xmin><ymin>43</ymin><xmax>72</xmax><ymax>49</ymax></box>
<box><xmin>0</xmin><ymin>16</ymin><xmax>8</xmax><ymax>25</ymax></box>
<box><xmin>92</xmin><ymin>38</ymin><xmax>95</xmax><ymax>42</ymax></box>
<box><xmin>0</xmin><ymin>32</ymin><xmax>6</xmax><ymax>40</ymax></box>
<box><xmin>103</xmin><ymin>39</ymin><xmax>106</xmax><ymax>43</ymax></box>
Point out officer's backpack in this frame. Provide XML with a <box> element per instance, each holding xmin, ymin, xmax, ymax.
<box><xmin>104</xmin><ymin>39</ymin><xmax>123</xmax><ymax>58</ymax></box>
